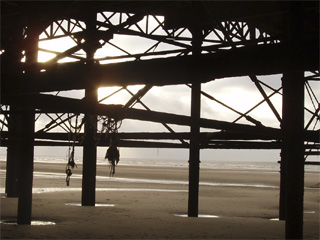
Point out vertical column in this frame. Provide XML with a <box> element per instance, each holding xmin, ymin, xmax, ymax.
<box><xmin>6</xmin><ymin>106</ymin><xmax>22</xmax><ymax>197</ymax></box>
<box><xmin>188</xmin><ymin>82</ymin><xmax>201</xmax><ymax>217</ymax></box>
<box><xmin>278</xmin><ymin>148</ymin><xmax>287</xmax><ymax>220</ymax></box>
<box><xmin>283</xmin><ymin>71</ymin><xmax>305</xmax><ymax>239</ymax></box>
<box><xmin>81</xmin><ymin>88</ymin><xmax>97</xmax><ymax>206</ymax></box>
<box><xmin>283</xmin><ymin>2</ymin><xmax>305</xmax><ymax>239</ymax></box>
<box><xmin>4</xmin><ymin>27</ymin><xmax>24</xmax><ymax>198</ymax></box>
<box><xmin>81</xmin><ymin>12</ymin><xmax>98</xmax><ymax>206</ymax></box>
<box><xmin>17</xmin><ymin>25</ymin><xmax>38</xmax><ymax>224</ymax></box>
<box><xmin>17</xmin><ymin>107</ymin><xmax>35</xmax><ymax>224</ymax></box>
<box><xmin>188</xmin><ymin>28</ymin><xmax>202</xmax><ymax>217</ymax></box>
<box><xmin>6</xmin><ymin>142</ymin><xmax>19</xmax><ymax>197</ymax></box>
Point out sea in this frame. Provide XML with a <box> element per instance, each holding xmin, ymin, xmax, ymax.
<box><xmin>0</xmin><ymin>154</ymin><xmax>319</xmax><ymax>173</ymax></box>
<box><xmin>0</xmin><ymin>154</ymin><xmax>319</xmax><ymax>195</ymax></box>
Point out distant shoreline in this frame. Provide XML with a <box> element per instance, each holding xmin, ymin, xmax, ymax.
<box><xmin>0</xmin><ymin>154</ymin><xmax>319</xmax><ymax>173</ymax></box>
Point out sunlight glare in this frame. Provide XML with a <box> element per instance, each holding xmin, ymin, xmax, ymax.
<box><xmin>98</xmin><ymin>87</ymin><xmax>125</xmax><ymax>104</ymax></box>
<box><xmin>38</xmin><ymin>51</ymin><xmax>56</xmax><ymax>62</ymax></box>
<box><xmin>57</xmin><ymin>57</ymin><xmax>80</xmax><ymax>63</ymax></box>
<box><xmin>214</xmin><ymin>87</ymin><xmax>262</xmax><ymax>113</ymax></box>
<box><xmin>38</xmin><ymin>34</ymin><xmax>78</xmax><ymax>62</ymax></box>
<box><xmin>39</xmin><ymin>37</ymin><xmax>76</xmax><ymax>52</ymax></box>
<box><xmin>126</xmin><ymin>85</ymin><xmax>145</xmax><ymax>93</ymax></box>
<box><xmin>98</xmin><ymin>85</ymin><xmax>146</xmax><ymax>105</ymax></box>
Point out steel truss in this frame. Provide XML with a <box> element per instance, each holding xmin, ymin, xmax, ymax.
<box><xmin>36</xmin><ymin>12</ymin><xmax>278</xmax><ymax>64</ymax></box>
<box><xmin>0</xmin><ymin>10</ymin><xmax>319</xmax><ymax>157</ymax></box>
<box><xmin>1</xmin><ymin>2</ymin><xmax>319</xmax><ymax>238</ymax></box>
<box><xmin>1</xmin><ymin>73</ymin><xmax>319</xmax><ymax>154</ymax></box>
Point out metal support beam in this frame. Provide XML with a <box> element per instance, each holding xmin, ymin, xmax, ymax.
<box><xmin>3</xmin><ymin>38</ymin><xmax>318</xmax><ymax>94</ymax></box>
<box><xmin>81</xmin><ymin>13</ymin><xmax>98</xmax><ymax>207</ymax></box>
<box><xmin>124</xmin><ymin>87</ymin><xmax>189</xmax><ymax>146</ymax></box>
<box><xmin>122</xmin><ymin>85</ymin><xmax>152</xmax><ymax>109</ymax></box>
<box><xmin>187</xmin><ymin>83</ymin><xmax>263</xmax><ymax>126</ymax></box>
<box><xmin>188</xmin><ymin>26</ymin><xmax>202</xmax><ymax>217</ymax></box>
<box><xmin>283</xmin><ymin>2</ymin><xmax>305</xmax><ymax>238</ymax></box>
<box><xmin>5</xmin><ymin>106</ymin><xmax>22</xmax><ymax>197</ymax></box>
<box><xmin>188</xmin><ymin>81</ymin><xmax>201</xmax><ymax>217</ymax></box>
<box><xmin>27</xmin><ymin>131</ymin><xmax>283</xmax><ymax>142</ymax></box>
<box><xmin>279</xmin><ymin>148</ymin><xmax>287</xmax><ymax>221</ymax></box>
<box><xmin>283</xmin><ymin>70</ymin><xmax>305</xmax><ymax>239</ymax></box>
<box><xmin>4</xmin><ymin>24</ymin><xmax>24</xmax><ymax>198</ymax></box>
<box><xmin>6</xmin><ymin>144</ymin><xmax>20</xmax><ymax>197</ymax></box>
<box><xmin>81</xmin><ymin>89</ymin><xmax>97</xmax><ymax>206</ymax></box>
<box><xmin>1</xmin><ymin>94</ymin><xmax>282</xmax><ymax>137</ymax></box>
<box><xmin>16</xmin><ymin>21</ymin><xmax>38</xmax><ymax>224</ymax></box>
<box><xmin>17</xmin><ymin>107</ymin><xmax>35</xmax><ymax>224</ymax></box>
<box><xmin>250</xmin><ymin>75</ymin><xmax>282</xmax><ymax>123</ymax></box>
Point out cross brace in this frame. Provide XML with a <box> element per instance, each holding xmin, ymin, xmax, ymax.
<box><xmin>2</xmin><ymin>39</ymin><xmax>318</xmax><ymax>93</ymax></box>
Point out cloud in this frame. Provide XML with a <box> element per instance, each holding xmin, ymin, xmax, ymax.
<box><xmin>141</xmin><ymin>85</ymin><xmax>191</xmax><ymax>116</ymax></box>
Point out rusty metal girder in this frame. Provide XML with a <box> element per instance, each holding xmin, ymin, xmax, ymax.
<box><xmin>2</xmin><ymin>93</ymin><xmax>281</xmax><ymax>137</ymax></box>
<box><xmin>1</xmin><ymin>133</ymin><xmax>319</xmax><ymax>151</ymax></box>
<box><xmin>2</xmin><ymin>39</ymin><xmax>318</xmax><ymax>94</ymax></box>
<box><xmin>1</xmin><ymin>130</ymin><xmax>319</xmax><ymax>144</ymax></box>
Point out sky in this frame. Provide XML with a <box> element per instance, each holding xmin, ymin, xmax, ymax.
<box><xmin>1</xmin><ymin>12</ymin><xmax>319</xmax><ymax>163</ymax></box>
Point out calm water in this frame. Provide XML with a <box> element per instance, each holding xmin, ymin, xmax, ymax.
<box><xmin>0</xmin><ymin>154</ymin><xmax>318</xmax><ymax>194</ymax></box>
<box><xmin>0</xmin><ymin>154</ymin><xmax>319</xmax><ymax>173</ymax></box>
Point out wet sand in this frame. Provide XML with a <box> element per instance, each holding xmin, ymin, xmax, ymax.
<box><xmin>1</xmin><ymin>161</ymin><xmax>319</xmax><ymax>239</ymax></box>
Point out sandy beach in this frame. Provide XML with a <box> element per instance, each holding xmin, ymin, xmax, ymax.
<box><xmin>1</xmin><ymin>161</ymin><xmax>319</xmax><ymax>239</ymax></box>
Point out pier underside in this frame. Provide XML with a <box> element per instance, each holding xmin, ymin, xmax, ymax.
<box><xmin>1</xmin><ymin>1</ymin><xmax>319</xmax><ymax>239</ymax></box>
